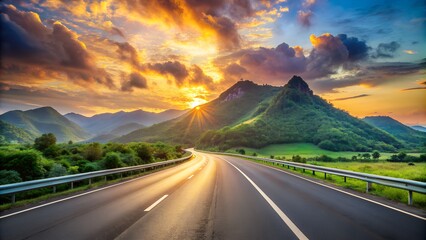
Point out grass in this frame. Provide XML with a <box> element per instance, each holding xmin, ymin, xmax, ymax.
<box><xmin>241</xmin><ymin>157</ymin><xmax>426</xmax><ymax>209</ymax></box>
<box><xmin>229</xmin><ymin>143</ymin><xmax>422</xmax><ymax>159</ymax></box>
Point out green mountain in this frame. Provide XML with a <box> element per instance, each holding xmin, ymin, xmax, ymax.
<box><xmin>0</xmin><ymin>107</ymin><xmax>91</xmax><ymax>142</ymax></box>
<box><xmin>116</xmin><ymin>76</ymin><xmax>403</xmax><ymax>152</ymax></box>
<box><xmin>0</xmin><ymin>120</ymin><xmax>37</xmax><ymax>143</ymax></box>
<box><xmin>197</xmin><ymin>76</ymin><xmax>402</xmax><ymax>151</ymax></box>
<box><xmin>363</xmin><ymin>116</ymin><xmax>426</xmax><ymax>148</ymax></box>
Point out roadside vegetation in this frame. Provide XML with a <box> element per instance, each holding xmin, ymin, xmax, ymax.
<box><xmin>0</xmin><ymin>133</ymin><xmax>185</xmax><ymax>185</ymax></box>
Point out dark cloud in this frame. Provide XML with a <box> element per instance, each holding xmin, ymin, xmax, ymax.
<box><xmin>311</xmin><ymin>61</ymin><xmax>425</xmax><ymax>93</ymax></box>
<box><xmin>110</xmin><ymin>27</ymin><xmax>125</xmax><ymax>38</ymax></box>
<box><xmin>306</xmin><ymin>34</ymin><xmax>349</xmax><ymax>78</ymax></box>
<box><xmin>298</xmin><ymin>10</ymin><xmax>313</xmax><ymax>27</ymax></box>
<box><xmin>331</xmin><ymin>94</ymin><xmax>370</xmax><ymax>101</ymax></box>
<box><xmin>224</xmin><ymin>63</ymin><xmax>247</xmax><ymax>76</ymax></box>
<box><xmin>372</xmin><ymin>41</ymin><xmax>400</xmax><ymax>58</ymax></box>
<box><xmin>121</xmin><ymin>72</ymin><xmax>148</xmax><ymax>92</ymax></box>
<box><xmin>115</xmin><ymin>41</ymin><xmax>141</xmax><ymax>68</ymax></box>
<box><xmin>0</xmin><ymin>5</ymin><xmax>115</xmax><ymax>89</ymax></box>
<box><xmin>412</xmin><ymin>41</ymin><xmax>418</xmax><ymax>45</ymax></box>
<box><xmin>187</xmin><ymin>65</ymin><xmax>215</xmax><ymax>90</ymax></box>
<box><xmin>401</xmin><ymin>87</ymin><xmax>426</xmax><ymax>91</ymax></box>
<box><xmin>337</xmin><ymin>34</ymin><xmax>370</xmax><ymax>61</ymax></box>
<box><xmin>147</xmin><ymin>61</ymin><xmax>189</xmax><ymax>85</ymax></box>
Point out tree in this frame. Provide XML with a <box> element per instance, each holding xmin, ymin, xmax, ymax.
<box><xmin>362</xmin><ymin>153</ymin><xmax>371</xmax><ymax>160</ymax></box>
<box><xmin>84</xmin><ymin>143</ymin><xmax>103</xmax><ymax>161</ymax></box>
<box><xmin>104</xmin><ymin>152</ymin><xmax>123</xmax><ymax>169</ymax></box>
<box><xmin>372</xmin><ymin>151</ymin><xmax>381</xmax><ymax>160</ymax></box>
<box><xmin>397</xmin><ymin>152</ymin><xmax>407</xmax><ymax>161</ymax></box>
<box><xmin>135</xmin><ymin>144</ymin><xmax>153</xmax><ymax>163</ymax></box>
<box><xmin>34</xmin><ymin>133</ymin><xmax>56</xmax><ymax>151</ymax></box>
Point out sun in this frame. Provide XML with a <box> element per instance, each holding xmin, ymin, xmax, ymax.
<box><xmin>195</xmin><ymin>106</ymin><xmax>201</xmax><ymax>110</ymax></box>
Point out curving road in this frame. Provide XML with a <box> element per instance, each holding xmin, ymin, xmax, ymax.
<box><xmin>0</xmin><ymin>151</ymin><xmax>425</xmax><ymax>240</ymax></box>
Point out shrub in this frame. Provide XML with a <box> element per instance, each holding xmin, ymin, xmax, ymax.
<box><xmin>318</xmin><ymin>140</ymin><xmax>336</xmax><ymax>151</ymax></box>
<box><xmin>4</xmin><ymin>150</ymin><xmax>46</xmax><ymax>180</ymax></box>
<box><xmin>0</xmin><ymin>170</ymin><xmax>22</xmax><ymax>184</ymax></box>
<box><xmin>48</xmin><ymin>163</ymin><xmax>68</xmax><ymax>177</ymax></box>
<box><xmin>134</xmin><ymin>144</ymin><xmax>153</xmax><ymax>163</ymax></box>
<box><xmin>237</xmin><ymin>149</ymin><xmax>246</xmax><ymax>155</ymax></box>
<box><xmin>84</xmin><ymin>143</ymin><xmax>103</xmax><ymax>161</ymax></box>
<box><xmin>103</xmin><ymin>152</ymin><xmax>124</xmax><ymax>169</ymax></box>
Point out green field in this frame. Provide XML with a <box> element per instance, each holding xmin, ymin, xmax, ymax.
<box><xmin>229</xmin><ymin>143</ymin><xmax>422</xmax><ymax>159</ymax></box>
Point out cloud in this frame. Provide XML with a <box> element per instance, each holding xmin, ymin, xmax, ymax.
<box><xmin>331</xmin><ymin>94</ymin><xmax>370</xmax><ymax>101</ymax></box>
<box><xmin>121</xmin><ymin>72</ymin><xmax>148</xmax><ymax>92</ymax></box>
<box><xmin>372</xmin><ymin>41</ymin><xmax>400</xmax><ymax>58</ymax></box>
<box><xmin>0</xmin><ymin>4</ymin><xmax>115</xmax><ymax>89</ymax></box>
<box><xmin>114</xmin><ymin>0</ymin><xmax>253</xmax><ymax>51</ymax></box>
<box><xmin>187</xmin><ymin>65</ymin><xmax>215</xmax><ymax>90</ymax></box>
<box><xmin>306</xmin><ymin>33</ymin><xmax>349</xmax><ymax>78</ymax></box>
<box><xmin>115</xmin><ymin>41</ymin><xmax>141</xmax><ymax>68</ymax></box>
<box><xmin>147</xmin><ymin>61</ymin><xmax>189</xmax><ymax>85</ymax></box>
<box><xmin>298</xmin><ymin>10</ymin><xmax>313</xmax><ymax>27</ymax></box>
<box><xmin>401</xmin><ymin>87</ymin><xmax>426</xmax><ymax>91</ymax></box>
<box><xmin>337</xmin><ymin>34</ymin><xmax>370</xmax><ymax>61</ymax></box>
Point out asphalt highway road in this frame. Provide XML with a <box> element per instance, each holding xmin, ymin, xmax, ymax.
<box><xmin>0</xmin><ymin>151</ymin><xmax>425</xmax><ymax>240</ymax></box>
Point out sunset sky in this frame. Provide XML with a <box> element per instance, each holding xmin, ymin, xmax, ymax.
<box><xmin>1</xmin><ymin>0</ymin><xmax>425</xmax><ymax>125</ymax></box>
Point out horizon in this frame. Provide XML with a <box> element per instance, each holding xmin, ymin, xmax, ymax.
<box><xmin>1</xmin><ymin>1</ymin><xmax>425</xmax><ymax>125</ymax></box>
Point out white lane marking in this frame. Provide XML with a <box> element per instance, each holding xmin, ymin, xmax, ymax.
<box><xmin>188</xmin><ymin>175</ymin><xmax>194</xmax><ymax>179</ymax></box>
<box><xmin>144</xmin><ymin>195</ymin><xmax>168</xmax><ymax>212</ymax></box>
<box><xmin>0</xmin><ymin>157</ymin><xmax>200</xmax><ymax>220</ymax></box>
<box><xmin>241</xmin><ymin>157</ymin><xmax>426</xmax><ymax>221</ymax></box>
<box><xmin>223</xmin><ymin>159</ymin><xmax>309</xmax><ymax>240</ymax></box>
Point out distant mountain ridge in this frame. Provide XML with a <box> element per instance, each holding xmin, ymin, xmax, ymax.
<box><xmin>411</xmin><ymin>125</ymin><xmax>426</xmax><ymax>132</ymax></box>
<box><xmin>65</xmin><ymin>109</ymin><xmax>187</xmax><ymax>135</ymax></box>
<box><xmin>116</xmin><ymin>76</ymin><xmax>405</xmax><ymax>152</ymax></box>
<box><xmin>363</xmin><ymin>116</ymin><xmax>426</xmax><ymax>148</ymax></box>
<box><xmin>0</xmin><ymin>107</ymin><xmax>90</xmax><ymax>142</ymax></box>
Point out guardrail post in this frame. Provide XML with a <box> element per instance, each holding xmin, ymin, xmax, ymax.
<box><xmin>53</xmin><ymin>186</ymin><xmax>56</xmax><ymax>193</ymax></box>
<box><xmin>104</xmin><ymin>176</ymin><xmax>107</xmax><ymax>182</ymax></box>
<box><xmin>70</xmin><ymin>182</ymin><xmax>74</xmax><ymax>189</ymax></box>
<box><xmin>303</xmin><ymin>169</ymin><xmax>305</xmax><ymax>173</ymax></box>
<box><xmin>293</xmin><ymin>166</ymin><xmax>296</xmax><ymax>170</ymax></box>
<box><xmin>11</xmin><ymin>194</ymin><xmax>15</xmax><ymax>204</ymax></box>
<box><xmin>287</xmin><ymin>165</ymin><xmax>290</xmax><ymax>169</ymax></box>
<box><xmin>344</xmin><ymin>176</ymin><xmax>346</xmax><ymax>182</ymax></box>
<box><xmin>312</xmin><ymin>170</ymin><xmax>315</xmax><ymax>175</ymax></box>
<box><xmin>366</xmin><ymin>182</ymin><xmax>372</xmax><ymax>193</ymax></box>
<box><xmin>408</xmin><ymin>191</ymin><xmax>413</xmax><ymax>205</ymax></box>
<box><xmin>324</xmin><ymin>173</ymin><xmax>327</xmax><ymax>179</ymax></box>
<box><xmin>88</xmin><ymin>178</ymin><xmax>92</xmax><ymax>185</ymax></box>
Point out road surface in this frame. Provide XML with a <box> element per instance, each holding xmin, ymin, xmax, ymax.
<box><xmin>0</xmin><ymin>151</ymin><xmax>425</xmax><ymax>239</ymax></box>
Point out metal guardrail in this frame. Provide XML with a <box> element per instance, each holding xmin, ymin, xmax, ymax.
<box><xmin>200</xmin><ymin>151</ymin><xmax>426</xmax><ymax>205</ymax></box>
<box><xmin>0</xmin><ymin>153</ymin><xmax>193</xmax><ymax>203</ymax></box>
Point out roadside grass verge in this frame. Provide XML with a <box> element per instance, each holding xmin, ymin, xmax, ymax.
<box><xmin>0</xmin><ymin>163</ymin><xmax>181</xmax><ymax>212</ymax></box>
<box><xmin>229</xmin><ymin>143</ymin><xmax>422</xmax><ymax>159</ymax></box>
<box><xmin>243</xmin><ymin>158</ymin><xmax>426</xmax><ymax>210</ymax></box>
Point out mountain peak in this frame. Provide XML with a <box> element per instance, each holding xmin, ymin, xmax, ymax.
<box><xmin>285</xmin><ymin>76</ymin><xmax>313</xmax><ymax>95</ymax></box>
